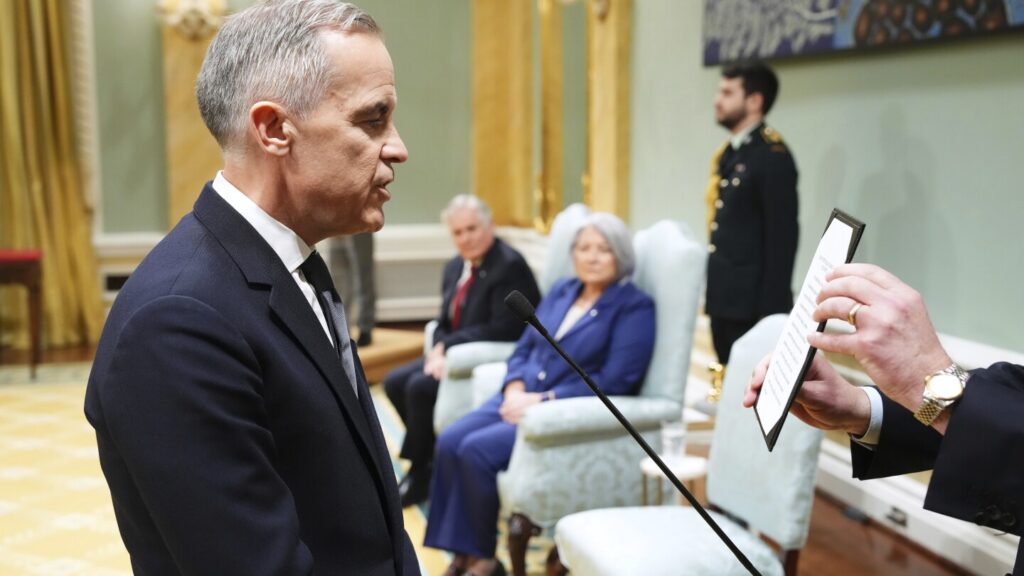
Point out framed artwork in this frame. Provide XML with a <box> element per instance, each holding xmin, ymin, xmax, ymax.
<box><xmin>703</xmin><ymin>0</ymin><xmax>1024</xmax><ymax>66</ymax></box>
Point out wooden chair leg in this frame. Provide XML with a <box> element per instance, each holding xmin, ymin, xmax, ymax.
<box><xmin>27</xmin><ymin>283</ymin><xmax>41</xmax><ymax>379</ymax></box>
<box><xmin>508</xmin><ymin>512</ymin><xmax>541</xmax><ymax>576</ymax></box>
<box><xmin>782</xmin><ymin>548</ymin><xmax>800</xmax><ymax>576</ymax></box>
<box><xmin>546</xmin><ymin>545</ymin><xmax>568</xmax><ymax>576</ymax></box>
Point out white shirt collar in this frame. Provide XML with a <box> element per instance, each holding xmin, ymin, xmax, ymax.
<box><xmin>730</xmin><ymin>122</ymin><xmax>760</xmax><ymax>150</ymax></box>
<box><xmin>211</xmin><ymin>171</ymin><xmax>314</xmax><ymax>274</ymax></box>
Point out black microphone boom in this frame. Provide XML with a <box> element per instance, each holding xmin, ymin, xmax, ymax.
<box><xmin>503</xmin><ymin>290</ymin><xmax>761</xmax><ymax>576</ymax></box>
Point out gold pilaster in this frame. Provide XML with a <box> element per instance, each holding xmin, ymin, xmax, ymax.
<box><xmin>159</xmin><ymin>0</ymin><xmax>225</xmax><ymax>229</ymax></box>
<box><xmin>535</xmin><ymin>0</ymin><xmax>564</xmax><ymax>233</ymax></box>
<box><xmin>587</xmin><ymin>0</ymin><xmax>631</xmax><ymax>219</ymax></box>
<box><xmin>472</xmin><ymin>0</ymin><xmax>534</xmax><ymax>227</ymax></box>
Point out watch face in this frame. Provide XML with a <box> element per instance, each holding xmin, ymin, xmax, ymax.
<box><xmin>927</xmin><ymin>373</ymin><xmax>963</xmax><ymax>400</ymax></box>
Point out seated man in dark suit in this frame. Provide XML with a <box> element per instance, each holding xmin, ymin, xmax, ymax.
<box><xmin>84</xmin><ymin>2</ymin><xmax>419</xmax><ymax>574</ymax></box>
<box><xmin>384</xmin><ymin>195</ymin><xmax>540</xmax><ymax>507</ymax></box>
<box><xmin>745</xmin><ymin>263</ymin><xmax>1024</xmax><ymax>576</ymax></box>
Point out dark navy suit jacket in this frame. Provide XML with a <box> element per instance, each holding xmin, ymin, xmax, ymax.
<box><xmin>84</xmin><ymin>185</ymin><xmax>419</xmax><ymax>575</ymax></box>
<box><xmin>431</xmin><ymin>237</ymin><xmax>540</xmax><ymax>350</ymax></box>
<box><xmin>851</xmin><ymin>363</ymin><xmax>1024</xmax><ymax>575</ymax></box>
<box><xmin>502</xmin><ymin>277</ymin><xmax>656</xmax><ymax>398</ymax></box>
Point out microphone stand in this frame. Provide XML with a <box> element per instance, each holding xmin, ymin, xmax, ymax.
<box><xmin>508</xmin><ymin>293</ymin><xmax>761</xmax><ymax>576</ymax></box>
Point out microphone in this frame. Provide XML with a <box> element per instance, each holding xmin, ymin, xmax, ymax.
<box><xmin>504</xmin><ymin>290</ymin><xmax>761</xmax><ymax>576</ymax></box>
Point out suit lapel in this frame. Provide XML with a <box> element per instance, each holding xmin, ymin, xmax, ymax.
<box><xmin>557</xmin><ymin>281</ymin><xmax>626</xmax><ymax>342</ymax></box>
<box><xmin>192</xmin><ymin>186</ymin><xmax>387</xmax><ymax>490</ymax></box>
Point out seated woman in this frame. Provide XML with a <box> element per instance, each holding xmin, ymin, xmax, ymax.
<box><xmin>423</xmin><ymin>213</ymin><xmax>657</xmax><ymax>576</ymax></box>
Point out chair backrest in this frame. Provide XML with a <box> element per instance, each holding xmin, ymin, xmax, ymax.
<box><xmin>706</xmin><ymin>314</ymin><xmax>824</xmax><ymax>551</ymax></box>
<box><xmin>539</xmin><ymin>203</ymin><xmax>591</xmax><ymax>295</ymax></box>
<box><xmin>631</xmin><ymin>220</ymin><xmax>706</xmax><ymax>405</ymax></box>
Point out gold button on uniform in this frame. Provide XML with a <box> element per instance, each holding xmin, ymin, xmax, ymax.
<box><xmin>731</xmin><ymin>177</ymin><xmax>740</xmax><ymax>186</ymax></box>
<box><xmin>715</xmin><ymin>199</ymin><xmax>724</xmax><ymax>209</ymax></box>
<box><xmin>719</xmin><ymin>179</ymin><xmax>728</xmax><ymax>188</ymax></box>
<box><xmin>710</xmin><ymin>222</ymin><xmax>718</xmax><ymax>231</ymax></box>
<box><xmin>708</xmin><ymin>244</ymin><xmax>717</xmax><ymax>253</ymax></box>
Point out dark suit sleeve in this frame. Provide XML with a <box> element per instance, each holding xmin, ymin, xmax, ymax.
<box><xmin>549</xmin><ymin>291</ymin><xmax>657</xmax><ymax>400</ymax></box>
<box><xmin>851</xmin><ymin>364</ymin><xmax>1024</xmax><ymax>538</ymax></box>
<box><xmin>757</xmin><ymin>147</ymin><xmax>798</xmax><ymax>316</ymax></box>
<box><xmin>436</xmin><ymin>255</ymin><xmax>540</xmax><ymax>350</ymax></box>
<box><xmin>851</xmin><ymin>391</ymin><xmax>942</xmax><ymax>480</ymax></box>
<box><xmin>431</xmin><ymin>259</ymin><xmax>460</xmax><ymax>347</ymax></box>
<box><xmin>96</xmin><ymin>296</ymin><xmax>314</xmax><ymax>575</ymax></box>
<box><xmin>925</xmin><ymin>363</ymin><xmax>1024</xmax><ymax>536</ymax></box>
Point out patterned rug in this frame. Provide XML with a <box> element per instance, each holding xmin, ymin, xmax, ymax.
<box><xmin>0</xmin><ymin>363</ymin><xmax>551</xmax><ymax>575</ymax></box>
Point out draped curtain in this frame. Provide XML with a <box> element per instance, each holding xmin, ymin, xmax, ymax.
<box><xmin>0</xmin><ymin>0</ymin><xmax>103</xmax><ymax>349</ymax></box>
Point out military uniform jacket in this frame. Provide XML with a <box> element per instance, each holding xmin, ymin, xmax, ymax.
<box><xmin>706</xmin><ymin>123</ymin><xmax>799</xmax><ymax>321</ymax></box>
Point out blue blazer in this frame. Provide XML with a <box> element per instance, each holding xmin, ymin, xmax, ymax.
<box><xmin>503</xmin><ymin>277</ymin><xmax>656</xmax><ymax>399</ymax></box>
<box><xmin>85</xmin><ymin>186</ymin><xmax>419</xmax><ymax>575</ymax></box>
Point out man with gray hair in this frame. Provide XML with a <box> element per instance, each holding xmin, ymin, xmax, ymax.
<box><xmin>384</xmin><ymin>194</ymin><xmax>540</xmax><ymax>507</ymax></box>
<box><xmin>85</xmin><ymin>1</ymin><xmax>418</xmax><ymax>574</ymax></box>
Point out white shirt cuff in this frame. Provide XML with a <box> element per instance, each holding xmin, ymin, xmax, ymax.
<box><xmin>850</xmin><ymin>386</ymin><xmax>883</xmax><ymax>447</ymax></box>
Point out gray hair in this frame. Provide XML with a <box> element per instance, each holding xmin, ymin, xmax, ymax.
<box><xmin>572</xmin><ymin>212</ymin><xmax>635</xmax><ymax>281</ymax></box>
<box><xmin>441</xmin><ymin>195</ymin><xmax>493</xmax><ymax>226</ymax></box>
<box><xmin>196</xmin><ymin>0</ymin><xmax>380</xmax><ymax>149</ymax></box>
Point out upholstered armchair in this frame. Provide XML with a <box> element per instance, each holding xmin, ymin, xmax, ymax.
<box><xmin>431</xmin><ymin>203</ymin><xmax>593</xmax><ymax>433</ymax></box>
<box><xmin>554</xmin><ymin>314</ymin><xmax>824</xmax><ymax>576</ymax></box>
<box><xmin>473</xmin><ymin>219</ymin><xmax>706</xmax><ymax>576</ymax></box>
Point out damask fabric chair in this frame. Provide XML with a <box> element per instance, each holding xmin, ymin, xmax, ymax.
<box><xmin>554</xmin><ymin>314</ymin><xmax>824</xmax><ymax>576</ymax></box>
<box><xmin>432</xmin><ymin>203</ymin><xmax>593</xmax><ymax>433</ymax></box>
<box><xmin>476</xmin><ymin>219</ymin><xmax>706</xmax><ymax>576</ymax></box>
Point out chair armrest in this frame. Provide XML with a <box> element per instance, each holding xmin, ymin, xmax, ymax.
<box><xmin>423</xmin><ymin>320</ymin><xmax>438</xmax><ymax>356</ymax></box>
<box><xmin>444</xmin><ymin>341</ymin><xmax>517</xmax><ymax>380</ymax></box>
<box><xmin>518</xmin><ymin>397</ymin><xmax>682</xmax><ymax>448</ymax></box>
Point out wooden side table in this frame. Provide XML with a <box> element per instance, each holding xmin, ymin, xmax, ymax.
<box><xmin>640</xmin><ymin>455</ymin><xmax>708</xmax><ymax>506</ymax></box>
<box><xmin>0</xmin><ymin>250</ymin><xmax>43</xmax><ymax>378</ymax></box>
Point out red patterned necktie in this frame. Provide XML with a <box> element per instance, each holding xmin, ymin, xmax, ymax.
<box><xmin>450</xmin><ymin>265</ymin><xmax>477</xmax><ymax>330</ymax></box>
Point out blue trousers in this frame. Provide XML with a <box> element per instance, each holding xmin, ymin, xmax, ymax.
<box><xmin>423</xmin><ymin>393</ymin><xmax>516</xmax><ymax>558</ymax></box>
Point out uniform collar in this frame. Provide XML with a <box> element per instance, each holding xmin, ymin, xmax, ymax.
<box><xmin>730</xmin><ymin>121</ymin><xmax>762</xmax><ymax>150</ymax></box>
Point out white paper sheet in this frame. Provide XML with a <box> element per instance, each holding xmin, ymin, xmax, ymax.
<box><xmin>755</xmin><ymin>217</ymin><xmax>855</xmax><ymax>440</ymax></box>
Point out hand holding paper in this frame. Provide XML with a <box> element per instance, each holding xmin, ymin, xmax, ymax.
<box><xmin>744</xmin><ymin>351</ymin><xmax>871</xmax><ymax>437</ymax></box>
<box><xmin>808</xmin><ymin>263</ymin><xmax>954</xmax><ymax>415</ymax></box>
<box><xmin>753</xmin><ymin>210</ymin><xmax>864</xmax><ymax>449</ymax></box>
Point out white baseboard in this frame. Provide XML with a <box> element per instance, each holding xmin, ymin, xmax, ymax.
<box><xmin>817</xmin><ymin>440</ymin><xmax>1018</xmax><ymax>575</ymax></box>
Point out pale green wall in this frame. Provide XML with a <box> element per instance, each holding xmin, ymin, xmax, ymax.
<box><xmin>93</xmin><ymin>0</ymin><xmax>470</xmax><ymax>232</ymax></box>
<box><xmin>358</xmin><ymin>0</ymin><xmax>471</xmax><ymax>223</ymax></box>
<box><xmin>632</xmin><ymin>0</ymin><xmax>1024</xmax><ymax>351</ymax></box>
<box><xmin>93</xmin><ymin>1</ymin><xmax>167</xmax><ymax>233</ymax></box>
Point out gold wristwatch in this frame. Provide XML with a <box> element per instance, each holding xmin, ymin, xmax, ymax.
<box><xmin>913</xmin><ymin>363</ymin><xmax>970</xmax><ymax>426</ymax></box>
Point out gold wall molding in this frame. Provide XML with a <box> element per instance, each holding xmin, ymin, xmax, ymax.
<box><xmin>158</xmin><ymin>0</ymin><xmax>225</xmax><ymax>228</ymax></box>
<box><xmin>472</xmin><ymin>0</ymin><xmax>534</xmax><ymax>228</ymax></box>
<box><xmin>536</xmin><ymin>0</ymin><xmax>564</xmax><ymax>232</ymax></box>
<box><xmin>158</xmin><ymin>0</ymin><xmax>224</xmax><ymax>41</ymax></box>
<box><xmin>587</xmin><ymin>0</ymin><xmax>631</xmax><ymax>220</ymax></box>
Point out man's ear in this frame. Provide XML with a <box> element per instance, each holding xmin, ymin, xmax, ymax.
<box><xmin>250</xmin><ymin>101</ymin><xmax>293</xmax><ymax>156</ymax></box>
<box><xmin>746</xmin><ymin>91</ymin><xmax>765</xmax><ymax>116</ymax></box>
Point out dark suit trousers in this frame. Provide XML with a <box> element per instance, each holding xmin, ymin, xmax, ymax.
<box><xmin>710</xmin><ymin>316</ymin><xmax>759</xmax><ymax>365</ymax></box>
<box><xmin>383</xmin><ymin>358</ymin><xmax>440</xmax><ymax>472</ymax></box>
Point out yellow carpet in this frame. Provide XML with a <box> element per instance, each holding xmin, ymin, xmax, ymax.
<box><xmin>0</xmin><ymin>363</ymin><xmax>552</xmax><ymax>575</ymax></box>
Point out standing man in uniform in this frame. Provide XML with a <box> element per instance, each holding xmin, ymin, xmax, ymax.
<box><xmin>705</xmin><ymin>62</ymin><xmax>799</xmax><ymax>364</ymax></box>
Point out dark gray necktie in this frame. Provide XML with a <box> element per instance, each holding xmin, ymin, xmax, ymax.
<box><xmin>300</xmin><ymin>251</ymin><xmax>358</xmax><ymax>395</ymax></box>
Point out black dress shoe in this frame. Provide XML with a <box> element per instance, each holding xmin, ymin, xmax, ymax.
<box><xmin>356</xmin><ymin>331</ymin><xmax>372</xmax><ymax>347</ymax></box>
<box><xmin>399</xmin><ymin>471</ymin><xmax>430</xmax><ymax>507</ymax></box>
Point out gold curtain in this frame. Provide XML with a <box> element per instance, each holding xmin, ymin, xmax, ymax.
<box><xmin>0</xmin><ymin>0</ymin><xmax>103</xmax><ymax>349</ymax></box>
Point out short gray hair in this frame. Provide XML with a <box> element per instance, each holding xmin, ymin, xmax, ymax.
<box><xmin>196</xmin><ymin>0</ymin><xmax>380</xmax><ymax>149</ymax></box>
<box><xmin>572</xmin><ymin>212</ymin><xmax>635</xmax><ymax>281</ymax></box>
<box><xmin>441</xmin><ymin>195</ymin><xmax>493</xmax><ymax>226</ymax></box>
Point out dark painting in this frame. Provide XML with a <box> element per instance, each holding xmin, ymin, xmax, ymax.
<box><xmin>703</xmin><ymin>0</ymin><xmax>1024</xmax><ymax>66</ymax></box>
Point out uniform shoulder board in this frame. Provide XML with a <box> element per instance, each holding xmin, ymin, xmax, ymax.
<box><xmin>761</xmin><ymin>125</ymin><xmax>784</xmax><ymax>144</ymax></box>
